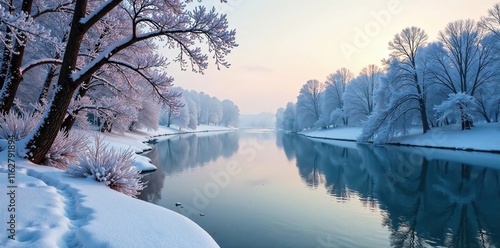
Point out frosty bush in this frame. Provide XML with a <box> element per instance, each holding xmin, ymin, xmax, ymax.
<box><xmin>42</xmin><ymin>131</ymin><xmax>88</xmax><ymax>170</ymax></box>
<box><xmin>66</xmin><ymin>136</ymin><xmax>145</xmax><ymax>197</ymax></box>
<box><xmin>0</xmin><ymin>110</ymin><xmax>41</xmax><ymax>140</ymax></box>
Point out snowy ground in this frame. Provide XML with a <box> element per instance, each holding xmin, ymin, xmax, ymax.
<box><xmin>389</xmin><ymin>122</ymin><xmax>500</xmax><ymax>152</ymax></box>
<box><xmin>300</xmin><ymin>122</ymin><xmax>500</xmax><ymax>152</ymax></box>
<box><xmin>0</xmin><ymin>124</ymin><xmax>234</xmax><ymax>247</ymax></box>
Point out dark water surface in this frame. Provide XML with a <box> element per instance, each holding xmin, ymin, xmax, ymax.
<box><xmin>138</xmin><ymin>130</ymin><xmax>500</xmax><ymax>248</ymax></box>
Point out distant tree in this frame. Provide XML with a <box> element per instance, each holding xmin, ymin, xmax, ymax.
<box><xmin>282</xmin><ymin>102</ymin><xmax>297</xmax><ymax>132</ymax></box>
<box><xmin>317</xmin><ymin>68</ymin><xmax>353</xmax><ymax>128</ymax></box>
<box><xmin>160</xmin><ymin>90</ymin><xmax>185</xmax><ymax>128</ymax></box>
<box><xmin>183</xmin><ymin>91</ymin><xmax>199</xmax><ymax>129</ymax></box>
<box><xmin>170</xmin><ymin>97</ymin><xmax>189</xmax><ymax>129</ymax></box>
<box><xmin>344</xmin><ymin>65</ymin><xmax>382</xmax><ymax>126</ymax></box>
<box><xmin>275</xmin><ymin>107</ymin><xmax>285</xmax><ymax>130</ymax></box>
<box><xmin>296</xmin><ymin>79</ymin><xmax>324</xmax><ymax>130</ymax></box>
<box><xmin>221</xmin><ymin>99</ymin><xmax>239</xmax><ymax>127</ymax></box>
<box><xmin>208</xmin><ymin>96</ymin><xmax>222</xmax><ymax>125</ymax></box>
<box><xmin>197</xmin><ymin>92</ymin><xmax>211</xmax><ymax>124</ymax></box>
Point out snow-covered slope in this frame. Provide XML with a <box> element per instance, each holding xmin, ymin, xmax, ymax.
<box><xmin>389</xmin><ymin>122</ymin><xmax>500</xmax><ymax>152</ymax></box>
<box><xmin>299</xmin><ymin>123</ymin><xmax>500</xmax><ymax>152</ymax></box>
<box><xmin>0</xmin><ymin>124</ymin><xmax>236</xmax><ymax>247</ymax></box>
<box><xmin>0</xmin><ymin>159</ymin><xmax>219</xmax><ymax>247</ymax></box>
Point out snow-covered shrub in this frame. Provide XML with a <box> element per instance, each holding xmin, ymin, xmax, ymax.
<box><xmin>434</xmin><ymin>93</ymin><xmax>476</xmax><ymax>124</ymax></box>
<box><xmin>42</xmin><ymin>131</ymin><xmax>88</xmax><ymax>169</ymax></box>
<box><xmin>66</xmin><ymin>136</ymin><xmax>145</xmax><ymax>197</ymax></box>
<box><xmin>0</xmin><ymin>110</ymin><xmax>41</xmax><ymax>141</ymax></box>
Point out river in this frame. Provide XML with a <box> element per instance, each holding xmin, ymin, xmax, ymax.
<box><xmin>138</xmin><ymin>130</ymin><xmax>500</xmax><ymax>248</ymax></box>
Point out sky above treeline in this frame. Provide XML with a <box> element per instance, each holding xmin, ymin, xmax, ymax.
<box><xmin>163</xmin><ymin>0</ymin><xmax>499</xmax><ymax>115</ymax></box>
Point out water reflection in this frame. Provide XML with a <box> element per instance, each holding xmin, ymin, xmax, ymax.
<box><xmin>138</xmin><ymin>132</ymin><xmax>239</xmax><ymax>203</ymax></box>
<box><xmin>277</xmin><ymin>133</ymin><xmax>500</xmax><ymax>248</ymax></box>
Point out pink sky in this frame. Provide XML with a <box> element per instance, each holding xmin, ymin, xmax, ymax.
<box><xmin>163</xmin><ymin>0</ymin><xmax>499</xmax><ymax>115</ymax></box>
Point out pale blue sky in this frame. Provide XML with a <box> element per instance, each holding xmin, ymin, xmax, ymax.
<box><xmin>167</xmin><ymin>0</ymin><xmax>499</xmax><ymax>114</ymax></box>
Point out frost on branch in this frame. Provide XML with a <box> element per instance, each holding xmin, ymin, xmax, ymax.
<box><xmin>0</xmin><ymin>3</ymin><xmax>52</xmax><ymax>52</ymax></box>
<box><xmin>66</xmin><ymin>136</ymin><xmax>146</xmax><ymax>197</ymax></box>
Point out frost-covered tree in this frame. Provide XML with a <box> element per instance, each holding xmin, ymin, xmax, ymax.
<box><xmin>182</xmin><ymin>90</ymin><xmax>199</xmax><ymax>129</ymax></box>
<box><xmin>344</xmin><ymin>65</ymin><xmax>382</xmax><ymax>126</ymax></box>
<box><xmin>481</xmin><ymin>3</ymin><xmax>500</xmax><ymax>40</ymax></box>
<box><xmin>358</xmin><ymin>27</ymin><xmax>433</xmax><ymax>142</ymax></box>
<box><xmin>474</xmin><ymin>85</ymin><xmax>500</xmax><ymax>123</ymax></box>
<box><xmin>132</xmin><ymin>98</ymin><xmax>161</xmax><ymax>131</ymax></box>
<box><xmin>430</xmin><ymin>20</ymin><xmax>498</xmax><ymax>96</ymax></box>
<box><xmin>387</xmin><ymin>27</ymin><xmax>431</xmax><ymax>132</ymax></box>
<box><xmin>208</xmin><ymin>96</ymin><xmax>222</xmax><ymax>125</ymax></box>
<box><xmin>169</xmin><ymin>97</ymin><xmax>189</xmax><ymax>129</ymax></box>
<box><xmin>358</xmin><ymin>61</ymin><xmax>419</xmax><ymax>143</ymax></box>
<box><xmin>275</xmin><ymin>107</ymin><xmax>285</xmax><ymax>130</ymax></box>
<box><xmin>434</xmin><ymin>93</ymin><xmax>476</xmax><ymax>130</ymax></box>
<box><xmin>221</xmin><ymin>99</ymin><xmax>239</xmax><ymax>127</ymax></box>
<box><xmin>0</xmin><ymin>0</ymin><xmax>63</xmax><ymax>113</ymax></box>
<box><xmin>317</xmin><ymin>68</ymin><xmax>353</xmax><ymax>128</ymax></box>
<box><xmin>296</xmin><ymin>79</ymin><xmax>323</xmax><ymax>130</ymax></box>
<box><xmin>3</xmin><ymin>1</ymin><xmax>237</xmax><ymax>164</ymax></box>
<box><xmin>160</xmin><ymin>90</ymin><xmax>186</xmax><ymax>128</ymax></box>
<box><xmin>197</xmin><ymin>92</ymin><xmax>211</xmax><ymax>124</ymax></box>
<box><xmin>427</xmin><ymin>19</ymin><xmax>499</xmax><ymax>126</ymax></box>
<box><xmin>282</xmin><ymin>102</ymin><xmax>297</xmax><ymax>132</ymax></box>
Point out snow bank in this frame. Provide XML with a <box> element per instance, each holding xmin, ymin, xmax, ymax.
<box><xmin>389</xmin><ymin>122</ymin><xmax>500</xmax><ymax>152</ymax></box>
<box><xmin>0</xmin><ymin>126</ymin><xmax>234</xmax><ymax>248</ymax></box>
<box><xmin>0</xmin><ymin>124</ymin><xmax>236</xmax><ymax>247</ymax></box>
<box><xmin>299</xmin><ymin>123</ymin><xmax>500</xmax><ymax>153</ymax></box>
<box><xmin>0</xmin><ymin>158</ymin><xmax>219</xmax><ymax>247</ymax></box>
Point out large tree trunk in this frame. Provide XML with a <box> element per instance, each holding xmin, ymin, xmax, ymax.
<box><xmin>419</xmin><ymin>98</ymin><xmax>430</xmax><ymax>133</ymax></box>
<box><xmin>414</xmin><ymin>72</ymin><xmax>430</xmax><ymax>133</ymax></box>
<box><xmin>24</xmin><ymin>0</ymin><xmax>88</xmax><ymax>164</ymax></box>
<box><xmin>100</xmin><ymin>119</ymin><xmax>113</xmax><ymax>132</ymax></box>
<box><xmin>0</xmin><ymin>0</ymin><xmax>34</xmax><ymax>114</ymax></box>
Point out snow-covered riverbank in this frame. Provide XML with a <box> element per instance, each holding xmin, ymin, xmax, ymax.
<box><xmin>299</xmin><ymin>122</ymin><xmax>500</xmax><ymax>153</ymax></box>
<box><xmin>0</xmin><ymin>125</ymin><xmax>234</xmax><ymax>247</ymax></box>
<box><xmin>101</xmin><ymin>125</ymin><xmax>237</xmax><ymax>172</ymax></box>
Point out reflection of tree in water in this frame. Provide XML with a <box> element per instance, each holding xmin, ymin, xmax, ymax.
<box><xmin>276</xmin><ymin>133</ymin><xmax>500</xmax><ymax>248</ymax></box>
<box><xmin>275</xmin><ymin>132</ymin><xmax>298</xmax><ymax>161</ymax></box>
<box><xmin>138</xmin><ymin>132</ymin><xmax>240</xmax><ymax>203</ymax></box>
<box><xmin>359</xmin><ymin>146</ymin><xmax>500</xmax><ymax>248</ymax></box>
<box><xmin>138</xmin><ymin>169</ymin><xmax>165</xmax><ymax>204</ymax></box>
<box><xmin>276</xmin><ymin>133</ymin><xmax>372</xmax><ymax>202</ymax></box>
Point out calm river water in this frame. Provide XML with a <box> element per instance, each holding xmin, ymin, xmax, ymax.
<box><xmin>138</xmin><ymin>130</ymin><xmax>500</xmax><ymax>248</ymax></box>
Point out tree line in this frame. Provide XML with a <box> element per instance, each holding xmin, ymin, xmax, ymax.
<box><xmin>0</xmin><ymin>0</ymin><xmax>237</xmax><ymax>164</ymax></box>
<box><xmin>159</xmin><ymin>88</ymin><xmax>240</xmax><ymax>129</ymax></box>
<box><xmin>276</xmin><ymin>3</ymin><xmax>500</xmax><ymax>143</ymax></box>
